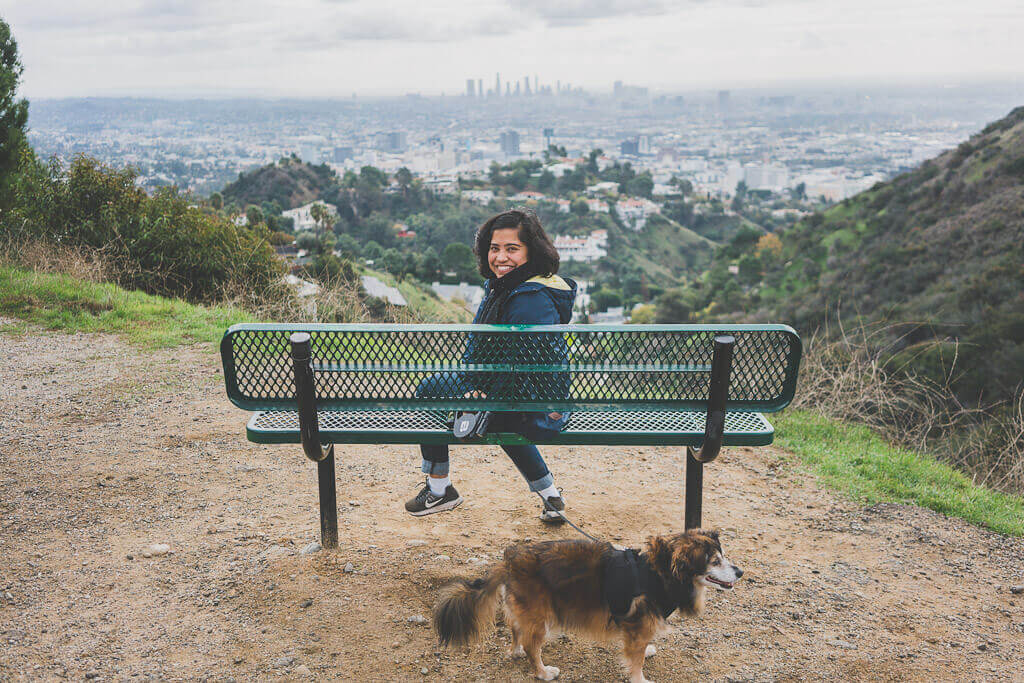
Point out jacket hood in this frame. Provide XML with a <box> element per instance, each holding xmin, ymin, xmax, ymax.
<box><xmin>513</xmin><ymin>274</ymin><xmax>577</xmax><ymax>324</ymax></box>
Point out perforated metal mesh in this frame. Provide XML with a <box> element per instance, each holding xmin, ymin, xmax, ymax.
<box><xmin>248</xmin><ymin>409</ymin><xmax>773</xmax><ymax>446</ymax></box>
<box><xmin>223</xmin><ymin>324</ymin><xmax>800</xmax><ymax>412</ymax></box>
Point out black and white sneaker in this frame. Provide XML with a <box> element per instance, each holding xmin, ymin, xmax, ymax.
<box><xmin>539</xmin><ymin>494</ymin><xmax>566</xmax><ymax>525</ymax></box>
<box><xmin>405</xmin><ymin>479</ymin><xmax>463</xmax><ymax>516</ymax></box>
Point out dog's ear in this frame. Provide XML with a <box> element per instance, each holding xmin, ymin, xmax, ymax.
<box><xmin>671</xmin><ymin>535</ymin><xmax>708</xmax><ymax>579</ymax></box>
<box><xmin>645</xmin><ymin>535</ymin><xmax>675</xmax><ymax>574</ymax></box>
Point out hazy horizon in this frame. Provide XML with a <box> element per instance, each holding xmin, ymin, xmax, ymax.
<box><xmin>7</xmin><ymin>1</ymin><xmax>1024</xmax><ymax>99</ymax></box>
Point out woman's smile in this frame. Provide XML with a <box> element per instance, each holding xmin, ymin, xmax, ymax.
<box><xmin>488</xmin><ymin>227</ymin><xmax>529</xmax><ymax>277</ymax></box>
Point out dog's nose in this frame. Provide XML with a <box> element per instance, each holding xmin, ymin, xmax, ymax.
<box><xmin>733</xmin><ymin>566</ymin><xmax>743</xmax><ymax>578</ymax></box>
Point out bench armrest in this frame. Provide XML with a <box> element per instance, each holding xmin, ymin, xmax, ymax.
<box><xmin>291</xmin><ymin>332</ymin><xmax>331</xmax><ymax>462</ymax></box>
<box><xmin>689</xmin><ymin>334</ymin><xmax>734</xmax><ymax>463</ymax></box>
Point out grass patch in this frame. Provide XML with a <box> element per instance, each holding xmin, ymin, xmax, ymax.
<box><xmin>775</xmin><ymin>410</ymin><xmax>1024</xmax><ymax>536</ymax></box>
<box><xmin>0</xmin><ymin>265</ymin><xmax>252</xmax><ymax>347</ymax></box>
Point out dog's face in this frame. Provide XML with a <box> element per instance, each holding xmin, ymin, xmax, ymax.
<box><xmin>646</xmin><ymin>529</ymin><xmax>743</xmax><ymax>600</ymax></box>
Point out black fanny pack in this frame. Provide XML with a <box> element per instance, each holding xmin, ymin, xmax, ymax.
<box><xmin>452</xmin><ymin>411</ymin><xmax>492</xmax><ymax>441</ymax></box>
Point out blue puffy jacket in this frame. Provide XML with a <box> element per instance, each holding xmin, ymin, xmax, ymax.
<box><xmin>470</xmin><ymin>274</ymin><xmax>578</xmax><ymax>440</ymax></box>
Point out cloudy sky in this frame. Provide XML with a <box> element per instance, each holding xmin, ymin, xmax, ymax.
<box><xmin>6</xmin><ymin>0</ymin><xmax>1024</xmax><ymax>98</ymax></box>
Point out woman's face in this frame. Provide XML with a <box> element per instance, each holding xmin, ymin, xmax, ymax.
<box><xmin>488</xmin><ymin>227</ymin><xmax>529</xmax><ymax>277</ymax></box>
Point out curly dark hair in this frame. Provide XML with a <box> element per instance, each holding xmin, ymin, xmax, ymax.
<box><xmin>473</xmin><ymin>208</ymin><xmax>560</xmax><ymax>278</ymax></box>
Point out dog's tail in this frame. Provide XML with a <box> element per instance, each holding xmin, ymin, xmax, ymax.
<box><xmin>433</xmin><ymin>565</ymin><xmax>507</xmax><ymax>647</ymax></box>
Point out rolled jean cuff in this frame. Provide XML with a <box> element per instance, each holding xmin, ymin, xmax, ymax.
<box><xmin>527</xmin><ymin>472</ymin><xmax>554</xmax><ymax>492</ymax></box>
<box><xmin>421</xmin><ymin>458</ymin><xmax>449</xmax><ymax>476</ymax></box>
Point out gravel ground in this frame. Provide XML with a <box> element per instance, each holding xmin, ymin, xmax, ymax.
<box><xmin>1</xmin><ymin>319</ymin><xmax>1023</xmax><ymax>681</ymax></box>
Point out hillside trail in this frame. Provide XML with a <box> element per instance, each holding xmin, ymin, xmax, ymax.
<box><xmin>1</xmin><ymin>321</ymin><xmax>1022</xmax><ymax>682</ymax></box>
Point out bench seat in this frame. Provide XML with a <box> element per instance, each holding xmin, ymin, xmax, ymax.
<box><xmin>247</xmin><ymin>409</ymin><xmax>774</xmax><ymax>447</ymax></box>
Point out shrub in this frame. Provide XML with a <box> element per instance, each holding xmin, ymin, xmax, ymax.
<box><xmin>4</xmin><ymin>155</ymin><xmax>281</xmax><ymax>302</ymax></box>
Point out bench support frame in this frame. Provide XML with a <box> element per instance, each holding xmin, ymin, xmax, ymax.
<box><xmin>289</xmin><ymin>331</ymin><xmax>735</xmax><ymax>545</ymax></box>
<box><xmin>684</xmin><ymin>335</ymin><xmax>735</xmax><ymax>530</ymax></box>
<box><xmin>291</xmin><ymin>332</ymin><xmax>339</xmax><ymax>549</ymax></box>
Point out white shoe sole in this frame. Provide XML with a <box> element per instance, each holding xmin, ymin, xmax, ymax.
<box><xmin>540</xmin><ymin>510</ymin><xmax>566</xmax><ymax>524</ymax></box>
<box><xmin>408</xmin><ymin>496</ymin><xmax>464</xmax><ymax>516</ymax></box>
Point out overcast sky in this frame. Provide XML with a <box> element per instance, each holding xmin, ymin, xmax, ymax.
<box><xmin>6</xmin><ymin>0</ymin><xmax>1024</xmax><ymax>98</ymax></box>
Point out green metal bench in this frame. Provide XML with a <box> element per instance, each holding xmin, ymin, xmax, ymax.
<box><xmin>221</xmin><ymin>323</ymin><xmax>802</xmax><ymax>547</ymax></box>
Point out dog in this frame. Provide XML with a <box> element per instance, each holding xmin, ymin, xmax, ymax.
<box><xmin>433</xmin><ymin>529</ymin><xmax>742</xmax><ymax>682</ymax></box>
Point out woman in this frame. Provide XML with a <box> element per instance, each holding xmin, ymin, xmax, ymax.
<box><xmin>406</xmin><ymin>209</ymin><xmax>577</xmax><ymax>524</ymax></box>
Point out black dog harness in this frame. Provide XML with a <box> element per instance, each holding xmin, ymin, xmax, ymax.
<box><xmin>603</xmin><ymin>548</ymin><xmax>676</xmax><ymax>621</ymax></box>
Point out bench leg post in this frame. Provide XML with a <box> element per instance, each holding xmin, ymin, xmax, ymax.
<box><xmin>685</xmin><ymin>446</ymin><xmax>703</xmax><ymax>530</ymax></box>
<box><xmin>318</xmin><ymin>444</ymin><xmax>339</xmax><ymax>549</ymax></box>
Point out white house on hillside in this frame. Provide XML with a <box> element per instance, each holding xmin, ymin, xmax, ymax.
<box><xmin>615</xmin><ymin>198</ymin><xmax>661</xmax><ymax>231</ymax></box>
<box><xmin>283</xmin><ymin>201</ymin><xmax>338</xmax><ymax>232</ymax></box>
<box><xmin>554</xmin><ymin>230</ymin><xmax>608</xmax><ymax>263</ymax></box>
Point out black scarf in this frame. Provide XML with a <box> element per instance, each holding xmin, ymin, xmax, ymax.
<box><xmin>476</xmin><ymin>262</ymin><xmax>540</xmax><ymax>324</ymax></box>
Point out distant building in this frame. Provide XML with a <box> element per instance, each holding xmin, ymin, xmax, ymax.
<box><xmin>585</xmin><ymin>181</ymin><xmax>620</xmax><ymax>196</ymax></box>
<box><xmin>546</xmin><ymin>162</ymin><xmax>577</xmax><ymax>177</ymax></box>
<box><xmin>462</xmin><ymin>189</ymin><xmax>495</xmax><ymax>204</ymax></box>
<box><xmin>466</xmin><ymin>79</ymin><xmax>476</xmax><ymax>97</ymax></box>
<box><xmin>500</xmin><ymin>130</ymin><xmax>520</xmax><ymax>155</ymax></box>
<box><xmin>282</xmin><ymin>201</ymin><xmax>338</xmax><ymax>232</ymax></box>
<box><xmin>744</xmin><ymin>163</ymin><xmax>789</xmax><ymax>193</ymax></box>
<box><xmin>585</xmin><ymin>198</ymin><xmax>609</xmax><ymax>213</ymax></box>
<box><xmin>508</xmin><ymin>190</ymin><xmax>546</xmax><ymax>203</ymax></box>
<box><xmin>620</xmin><ymin>139</ymin><xmax>640</xmax><ymax>156</ymax></box>
<box><xmin>615</xmin><ymin>198</ymin><xmax>661</xmax><ymax>231</ymax></box>
<box><xmin>553</xmin><ymin>230</ymin><xmax>608</xmax><ymax>263</ymax></box>
<box><xmin>376</xmin><ymin>132</ymin><xmax>407</xmax><ymax>153</ymax></box>
<box><xmin>332</xmin><ymin>146</ymin><xmax>354</xmax><ymax>163</ymax></box>
<box><xmin>652</xmin><ymin>183</ymin><xmax>681</xmax><ymax>198</ymax></box>
<box><xmin>718</xmin><ymin>90</ymin><xmax>731</xmax><ymax>108</ymax></box>
<box><xmin>591</xmin><ymin>306</ymin><xmax>626</xmax><ymax>324</ymax></box>
<box><xmin>422</xmin><ymin>175</ymin><xmax>458</xmax><ymax>195</ymax></box>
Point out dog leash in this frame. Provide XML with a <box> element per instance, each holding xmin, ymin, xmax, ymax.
<box><xmin>534</xmin><ymin>491</ymin><xmax>604</xmax><ymax>544</ymax></box>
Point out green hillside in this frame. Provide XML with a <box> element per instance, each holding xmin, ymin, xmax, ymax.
<box><xmin>222</xmin><ymin>156</ymin><xmax>339</xmax><ymax>210</ymax></box>
<box><xmin>727</xmin><ymin>106</ymin><xmax>1024</xmax><ymax>406</ymax></box>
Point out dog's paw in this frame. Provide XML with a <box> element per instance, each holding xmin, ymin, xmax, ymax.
<box><xmin>644</xmin><ymin>644</ymin><xmax>656</xmax><ymax>658</ymax></box>
<box><xmin>509</xmin><ymin>644</ymin><xmax>525</xmax><ymax>659</ymax></box>
<box><xmin>534</xmin><ymin>665</ymin><xmax>560</xmax><ymax>680</ymax></box>
<box><xmin>629</xmin><ymin>676</ymin><xmax>653</xmax><ymax>683</ymax></box>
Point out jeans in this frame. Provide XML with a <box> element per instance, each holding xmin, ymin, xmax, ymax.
<box><xmin>416</xmin><ymin>373</ymin><xmax>556</xmax><ymax>492</ymax></box>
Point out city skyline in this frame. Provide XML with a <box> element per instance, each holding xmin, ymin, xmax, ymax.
<box><xmin>6</xmin><ymin>0</ymin><xmax>1024</xmax><ymax>99</ymax></box>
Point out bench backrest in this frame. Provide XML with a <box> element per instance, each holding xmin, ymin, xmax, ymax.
<box><xmin>221</xmin><ymin>323</ymin><xmax>801</xmax><ymax>413</ymax></box>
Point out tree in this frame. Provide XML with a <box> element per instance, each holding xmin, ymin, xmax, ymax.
<box><xmin>416</xmin><ymin>246</ymin><xmax>441</xmax><ymax>281</ymax></box>
<box><xmin>396</xmin><ymin>167</ymin><xmax>413</xmax><ymax>192</ymax></box>
<box><xmin>737</xmin><ymin>253</ymin><xmax>762</xmax><ymax>285</ymax></box>
<box><xmin>626</xmin><ymin>171</ymin><xmax>654</xmax><ymax>198</ymax></box>
<box><xmin>245</xmin><ymin>205</ymin><xmax>264</xmax><ymax>228</ymax></box>
<box><xmin>629</xmin><ymin>304</ymin><xmax>656</xmax><ymax>324</ymax></box>
<box><xmin>443</xmin><ymin>242</ymin><xmax>475</xmax><ymax>276</ymax></box>
<box><xmin>570</xmin><ymin>198</ymin><xmax>590</xmax><ymax>216</ymax></box>
<box><xmin>755</xmin><ymin>232</ymin><xmax>783</xmax><ymax>260</ymax></box>
<box><xmin>510</xmin><ymin>167</ymin><xmax>528</xmax><ymax>190</ymax></box>
<box><xmin>309</xmin><ymin>202</ymin><xmax>333</xmax><ymax>238</ymax></box>
<box><xmin>489</xmin><ymin>162</ymin><xmax>504</xmax><ymax>185</ymax></box>
<box><xmin>732</xmin><ymin>180</ymin><xmax>748</xmax><ymax>211</ymax></box>
<box><xmin>209</xmin><ymin>192</ymin><xmax>223</xmax><ymax>211</ymax></box>
<box><xmin>295</xmin><ymin>231</ymin><xmax>319</xmax><ymax>252</ymax></box>
<box><xmin>655</xmin><ymin>288</ymin><xmax>693</xmax><ymax>323</ymax></box>
<box><xmin>670</xmin><ymin>176</ymin><xmax>693</xmax><ymax>196</ymax></box>
<box><xmin>591</xmin><ymin>287</ymin><xmax>622</xmax><ymax>312</ymax></box>
<box><xmin>537</xmin><ymin>169</ymin><xmax>555</xmax><ymax>191</ymax></box>
<box><xmin>792</xmin><ymin>182</ymin><xmax>807</xmax><ymax>200</ymax></box>
<box><xmin>0</xmin><ymin>18</ymin><xmax>29</xmax><ymax>212</ymax></box>
<box><xmin>586</xmin><ymin>148</ymin><xmax>603</xmax><ymax>174</ymax></box>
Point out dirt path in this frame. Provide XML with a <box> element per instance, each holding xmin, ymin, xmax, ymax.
<box><xmin>1</xmin><ymin>321</ymin><xmax>1022</xmax><ymax>682</ymax></box>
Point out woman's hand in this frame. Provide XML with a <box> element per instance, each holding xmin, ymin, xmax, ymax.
<box><xmin>464</xmin><ymin>390</ymin><xmax>486</xmax><ymax>398</ymax></box>
<box><xmin>548</xmin><ymin>412</ymin><xmax>563</xmax><ymax>420</ymax></box>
